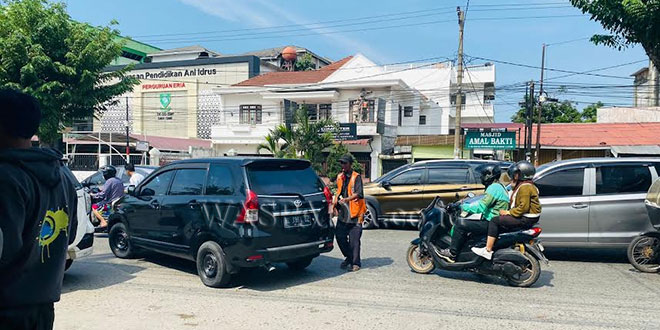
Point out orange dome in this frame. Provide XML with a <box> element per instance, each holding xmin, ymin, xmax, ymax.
<box><xmin>281</xmin><ymin>46</ymin><xmax>297</xmax><ymax>61</ymax></box>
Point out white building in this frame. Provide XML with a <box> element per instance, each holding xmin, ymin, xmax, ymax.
<box><xmin>210</xmin><ymin>54</ymin><xmax>496</xmax><ymax>179</ymax></box>
<box><xmin>598</xmin><ymin>59</ymin><xmax>659</xmax><ymax>123</ymax></box>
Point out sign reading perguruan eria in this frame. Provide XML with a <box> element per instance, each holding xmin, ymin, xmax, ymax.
<box><xmin>465</xmin><ymin>131</ymin><xmax>516</xmax><ymax>150</ymax></box>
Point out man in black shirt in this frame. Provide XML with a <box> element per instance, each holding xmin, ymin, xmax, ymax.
<box><xmin>334</xmin><ymin>155</ymin><xmax>365</xmax><ymax>272</ymax></box>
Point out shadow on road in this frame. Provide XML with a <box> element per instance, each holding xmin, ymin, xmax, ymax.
<box><xmin>432</xmin><ymin>268</ymin><xmax>555</xmax><ymax>288</ymax></box>
<box><xmin>544</xmin><ymin>247</ymin><xmax>628</xmax><ymax>263</ymax></box>
<box><xmin>62</xmin><ymin>253</ymin><xmax>146</xmax><ymax>293</ymax></box>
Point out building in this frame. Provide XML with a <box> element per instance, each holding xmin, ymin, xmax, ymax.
<box><xmin>209</xmin><ymin>54</ymin><xmax>495</xmax><ymax>180</ymax></box>
<box><xmin>242</xmin><ymin>45</ymin><xmax>332</xmax><ymax>71</ymax></box>
<box><xmin>598</xmin><ymin>59</ymin><xmax>660</xmax><ymax>123</ymax></box>
<box><xmin>111</xmin><ymin>36</ymin><xmax>162</xmax><ymax>65</ymax></box>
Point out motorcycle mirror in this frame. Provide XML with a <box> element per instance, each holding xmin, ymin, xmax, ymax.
<box><xmin>454</xmin><ymin>192</ymin><xmax>459</xmax><ymax>200</ymax></box>
<box><xmin>381</xmin><ymin>181</ymin><xmax>392</xmax><ymax>191</ymax></box>
<box><xmin>467</xmin><ymin>192</ymin><xmax>476</xmax><ymax>198</ymax></box>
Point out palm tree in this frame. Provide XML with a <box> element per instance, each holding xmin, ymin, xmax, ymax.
<box><xmin>257</xmin><ymin>125</ymin><xmax>295</xmax><ymax>158</ymax></box>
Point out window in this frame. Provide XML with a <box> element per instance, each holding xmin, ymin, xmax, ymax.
<box><xmin>206</xmin><ymin>165</ymin><xmax>235</xmax><ymax>195</ymax></box>
<box><xmin>451</xmin><ymin>93</ymin><xmax>466</xmax><ymax>105</ymax></box>
<box><xmin>239</xmin><ymin>105</ymin><xmax>262</xmax><ymax>125</ymax></box>
<box><xmin>169</xmin><ymin>169</ymin><xmax>207</xmax><ymax>196</ymax></box>
<box><xmin>419</xmin><ymin>115</ymin><xmax>426</xmax><ymax>125</ymax></box>
<box><xmin>305</xmin><ymin>104</ymin><xmax>332</xmax><ymax>121</ymax></box>
<box><xmin>88</xmin><ymin>172</ymin><xmax>105</xmax><ymax>186</ymax></box>
<box><xmin>349</xmin><ymin>99</ymin><xmax>375</xmax><ymax>123</ymax></box>
<box><xmin>398</xmin><ymin>105</ymin><xmax>402</xmax><ymax>126</ymax></box>
<box><xmin>319</xmin><ymin>104</ymin><xmax>331</xmax><ymax>120</ymax></box>
<box><xmin>596</xmin><ymin>165</ymin><xmax>651</xmax><ymax>194</ymax></box>
<box><xmin>390</xmin><ymin>169</ymin><xmax>424</xmax><ymax>185</ymax></box>
<box><xmin>428</xmin><ymin>168</ymin><xmax>469</xmax><ymax>185</ymax></box>
<box><xmin>535</xmin><ymin>168</ymin><xmax>584</xmax><ymax>197</ymax></box>
<box><xmin>141</xmin><ymin>170</ymin><xmax>175</xmax><ymax>196</ymax></box>
<box><xmin>404</xmin><ymin>106</ymin><xmax>413</xmax><ymax>117</ymax></box>
<box><xmin>247</xmin><ymin>166</ymin><xmax>323</xmax><ymax>195</ymax></box>
<box><xmin>305</xmin><ymin>104</ymin><xmax>317</xmax><ymax>122</ymax></box>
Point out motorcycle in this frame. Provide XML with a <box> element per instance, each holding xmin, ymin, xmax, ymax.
<box><xmin>406</xmin><ymin>194</ymin><xmax>548</xmax><ymax>287</ymax></box>
<box><xmin>627</xmin><ymin>179</ymin><xmax>660</xmax><ymax>273</ymax></box>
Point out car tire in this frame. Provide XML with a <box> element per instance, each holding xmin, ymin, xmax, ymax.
<box><xmin>362</xmin><ymin>204</ymin><xmax>378</xmax><ymax>229</ymax></box>
<box><xmin>286</xmin><ymin>257</ymin><xmax>314</xmax><ymax>271</ymax></box>
<box><xmin>65</xmin><ymin>259</ymin><xmax>73</xmax><ymax>271</ymax></box>
<box><xmin>196</xmin><ymin>241</ymin><xmax>231</xmax><ymax>288</ymax></box>
<box><xmin>109</xmin><ymin>223</ymin><xmax>137</xmax><ymax>259</ymax></box>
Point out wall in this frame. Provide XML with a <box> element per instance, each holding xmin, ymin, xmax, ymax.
<box><xmin>598</xmin><ymin>106</ymin><xmax>660</xmax><ymax>123</ymax></box>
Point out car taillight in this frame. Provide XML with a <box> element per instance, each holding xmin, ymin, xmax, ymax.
<box><xmin>523</xmin><ymin>227</ymin><xmax>542</xmax><ymax>237</ymax></box>
<box><xmin>236</xmin><ymin>190</ymin><xmax>259</xmax><ymax>224</ymax></box>
<box><xmin>323</xmin><ymin>186</ymin><xmax>333</xmax><ymax>206</ymax></box>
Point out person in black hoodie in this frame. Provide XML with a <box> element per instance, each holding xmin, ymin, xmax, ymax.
<box><xmin>0</xmin><ymin>89</ymin><xmax>78</xmax><ymax>330</ymax></box>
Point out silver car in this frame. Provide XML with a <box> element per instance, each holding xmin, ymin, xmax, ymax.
<box><xmin>534</xmin><ymin>158</ymin><xmax>660</xmax><ymax>248</ymax></box>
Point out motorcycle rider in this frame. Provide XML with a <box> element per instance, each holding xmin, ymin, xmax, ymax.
<box><xmin>472</xmin><ymin>160</ymin><xmax>541</xmax><ymax>260</ymax></box>
<box><xmin>438</xmin><ymin>163</ymin><xmax>510</xmax><ymax>263</ymax></box>
<box><xmin>91</xmin><ymin>165</ymin><xmax>124</xmax><ymax>232</ymax></box>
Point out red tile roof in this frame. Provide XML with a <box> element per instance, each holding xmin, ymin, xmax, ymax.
<box><xmin>463</xmin><ymin>122</ymin><xmax>660</xmax><ymax>148</ymax></box>
<box><xmin>234</xmin><ymin>56</ymin><xmax>353</xmax><ymax>86</ymax></box>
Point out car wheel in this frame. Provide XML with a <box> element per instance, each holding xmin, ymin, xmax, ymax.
<box><xmin>286</xmin><ymin>257</ymin><xmax>314</xmax><ymax>271</ymax></box>
<box><xmin>109</xmin><ymin>223</ymin><xmax>136</xmax><ymax>259</ymax></box>
<box><xmin>362</xmin><ymin>204</ymin><xmax>378</xmax><ymax>229</ymax></box>
<box><xmin>196</xmin><ymin>241</ymin><xmax>231</xmax><ymax>288</ymax></box>
<box><xmin>65</xmin><ymin>259</ymin><xmax>73</xmax><ymax>271</ymax></box>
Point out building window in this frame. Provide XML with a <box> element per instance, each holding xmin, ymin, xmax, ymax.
<box><xmin>350</xmin><ymin>99</ymin><xmax>375</xmax><ymax>123</ymax></box>
<box><xmin>451</xmin><ymin>93</ymin><xmax>466</xmax><ymax>105</ymax></box>
<box><xmin>404</xmin><ymin>106</ymin><xmax>413</xmax><ymax>117</ymax></box>
<box><xmin>419</xmin><ymin>115</ymin><xmax>426</xmax><ymax>125</ymax></box>
<box><xmin>319</xmin><ymin>104</ymin><xmax>332</xmax><ymax>120</ymax></box>
<box><xmin>398</xmin><ymin>105</ymin><xmax>402</xmax><ymax>126</ymax></box>
<box><xmin>304</xmin><ymin>104</ymin><xmax>332</xmax><ymax>122</ymax></box>
<box><xmin>240</xmin><ymin>105</ymin><xmax>262</xmax><ymax>125</ymax></box>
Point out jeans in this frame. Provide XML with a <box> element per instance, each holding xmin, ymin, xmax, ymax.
<box><xmin>335</xmin><ymin>220</ymin><xmax>362</xmax><ymax>267</ymax></box>
<box><xmin>0</xmin><ymin>303</ymin><xmax>54</xmax><ymax>330</ymax></box>
<box><xmin>449</xmin><ymin>218</ymin><xmax>490</xmax><ymax>255</ymax></box>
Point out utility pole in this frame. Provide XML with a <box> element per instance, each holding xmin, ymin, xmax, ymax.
<box><xmin>527</xmin><ymin>81</ymin><xmax>535</xmax><ymax>161</ymax></box>
<box><xmin>125</xmin><ymin>96</ymin><xmax>130</xmax><ymax>162</ymax></box>
<box><xmin>453</xmin><ymin>6</ymin><xmax>465</xmax><ymax>159</ymax></box>
<box><xmin>534</xmin><ymin>44</ymin><xmax>546</xmax><ymax>166</ymax></box>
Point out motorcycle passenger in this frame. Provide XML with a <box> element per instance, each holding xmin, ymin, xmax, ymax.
<box><xmin>472</xmin><ymin>160</ymin><xmax>541</xmax><ymax>260</ymax></box>
<box><xmin>91</xmin><ymin>165</ymin><xmax>124</xmax><ymax>232</ymax></box>
<box><xmin>438</xmin><ymin>164</ymin><xmax>510</xmax><ymax>263</ymax></box>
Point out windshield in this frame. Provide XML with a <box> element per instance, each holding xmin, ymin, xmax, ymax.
<box><xmin>61</xmin><ymin>165</ymin><xmax>83</xmax><ymax>190</ymax></box>
<box><xmin>247</xmin><ymin>165</ymin><xmax>324</xmax><ymax>195</ymax></box>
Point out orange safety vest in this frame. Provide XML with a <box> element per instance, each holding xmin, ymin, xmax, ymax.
<box><xmin>335</xmin><ymin>171</ymin><xmax>367</xmax><ymax>222</ymax></box>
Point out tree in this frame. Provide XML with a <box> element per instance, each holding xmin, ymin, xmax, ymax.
<box><xmin>326</xmin><ymin>143</ymin><xmax>362</xmax><ymax>182</ymax></box>
<box><xmin>294</xmin><ymin>53</ymin><xmax>316</xmax><ymax>71</ymax></box>
<box><xmin>0</xmin><ymin>0</ymin><xmax>138</xmax><ymax>145</ymax></box>
<box><xmin>511</xmin><ymin>97</ymin><xmax>582</xmax><ymax>123</ymax></box>
<box><xmin>257</xmin><ymin>106</ymin><xmax>335</xmax><ymax>173</ymax></box>
<box><xmin>570</xmin><ymin>0</ymin><xmax>660</xmax><ymax>68</ymax></box>
<box><xmin>581</xmin><ymin>101</ymin><xmax>604</xmax><ymax>123</ymax></box>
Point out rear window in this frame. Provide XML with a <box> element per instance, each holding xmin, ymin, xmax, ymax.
<box><xmin>247</xmin><ymin>165</ymin><xmax>323</xmax><ymax>195</ymax></box>
<box><xmin>536</xmin><ymin>168</ymin><xmax>584</xmax><ymax>197</ymax></box>
<box><xmin>596</xmin><ymin>165</ymin><xmax>651</xmax><ymax>194</ymax></box>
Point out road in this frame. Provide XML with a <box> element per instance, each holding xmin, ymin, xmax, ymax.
<box><xmin>56</xmin><ymin>229</ymin><xmax>660</xmax><ymax>330</ymax></box>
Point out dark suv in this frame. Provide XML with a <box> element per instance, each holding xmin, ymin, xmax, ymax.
<box><xmin>107</xmin><ymin>158</ymin><xmax>334</xmax><ymax>287</ymax></box>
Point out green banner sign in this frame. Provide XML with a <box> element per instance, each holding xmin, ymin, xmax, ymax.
<box><xmin>465</xmin><ymin>131</ymin><xmax>516</xmax><ymax>150</ymax></box>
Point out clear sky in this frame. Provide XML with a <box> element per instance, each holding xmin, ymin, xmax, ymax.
<box><xmin>66</xmin><ymin>0</ymin><xmax>648</xmax><ymax>122</ymax></box>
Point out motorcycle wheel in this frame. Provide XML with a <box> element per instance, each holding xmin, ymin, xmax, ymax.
<box><xmin>627</xmin><ymin>235</ymin><xmax>660</xmax><ymax>273</ymax></box>
<box><xmin>406</xmin><ymin>244</ymin><xmax>435</xmax><ymax>274</ymax></box>
<box><xmin>505</xmin><ymin>251</ymin><xmax>541</xmax><ymax>288</ymax></box>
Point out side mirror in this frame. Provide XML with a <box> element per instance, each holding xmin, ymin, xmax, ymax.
<box><xmin>467</xmin><ymin>192</ymin><xmax>476</xmax><ymax>198</ymax></box>
<box><xmin>81</xmin><ymin>180</ymin><xmax>91</xmax><ymax>188</ymax></box>
<box><xmin>455</xmin><ymin>192</ymin><xmax>460</xmax><ymax>200</ymax></box>
<box><xmin>127</xmin><ymin>185</ymin><xmax>136</xmax><ymax>196</ymax></box>
<box><xmin>381</xmin><ymin>181</ymin><xmax>392</xmax><ymax>191</ymax></box>
<box><xmin>141</xmin><ymin>188</ymin><xmax>155</xmax><ymax>197</ymax></box>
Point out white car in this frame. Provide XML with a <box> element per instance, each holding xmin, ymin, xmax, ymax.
<box><xmin>61</xmin><ymin>163</ymin><xmax>95</xmax><ymax>270</ymax></box>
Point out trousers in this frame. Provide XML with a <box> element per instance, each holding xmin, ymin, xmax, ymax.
<box><xmin>335</xmin><ymin>220</ymin><xmax>362</xmax><ymax>267</ymax></box>
<box><xmin>449</xmin><ymin>219</ymin><xmax>490</xmax><ymax>255</ymax></box>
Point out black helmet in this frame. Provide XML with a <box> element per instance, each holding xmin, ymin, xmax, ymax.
<box><xmin>507</xmin><ymin>160</ymin><xmax>536</xmax><ymax>181</ymax></box>
<box><xmin>100</xmin><ymin>165</ymin><xmax>117</xmax><ymax>180</ymax></box>
<box><xmin>475</xmin><ymin>163</ymin><xmax>502</xmax><ymax>187</ymax></box>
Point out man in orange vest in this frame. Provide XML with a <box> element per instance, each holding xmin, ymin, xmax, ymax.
<box><xmin>334</xmin><ymin>155</ymin><xmax>366</xmax><ymax>272</ymax></box>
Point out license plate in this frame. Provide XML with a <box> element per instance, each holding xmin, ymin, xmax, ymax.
<box><xmin>284</xmin><ymin>215</ymin><xmax>312</xmax><ymax>228</ymax></box>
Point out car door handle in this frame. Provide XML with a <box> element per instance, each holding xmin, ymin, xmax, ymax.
<box><xmin>572</xmin><ymin>203</ymin><xmax>588</xmax><ymax>209</ymax></box>
<box><xmin>460</xmin><ymin>186</ymin><xmax>471</xmax><ymax>191</ymax></box>
<box><xmin>188</xmin><ymin>200</ymin><xmax>199</xmax><ymax>208</ymax></box>
<box><xmin>150</xmin><ymin>200</ymin><xmax>160</xmax><ymax>209</ymax></box>
<box><xmin>411</xmin><ymin>189</ymin><xmax>421</xmax><ymax>193</ymax></box>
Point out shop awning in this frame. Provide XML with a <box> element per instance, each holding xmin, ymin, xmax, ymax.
<box><xmin>610</xmin><ymin>145</ymin><xmax>660</xmax><ymax>157</ymax></box>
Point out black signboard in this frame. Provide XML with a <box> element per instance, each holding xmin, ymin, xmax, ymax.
<box><xmin>319</xmin><ymin>123</ymin><xmax>357</xmax><ymax>141</ymax></box>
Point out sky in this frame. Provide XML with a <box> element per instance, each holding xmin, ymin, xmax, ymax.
<box><xmin>66</xmin><ymin>0</ymin><xmax>648</xmax><ymax>122</ymax></box>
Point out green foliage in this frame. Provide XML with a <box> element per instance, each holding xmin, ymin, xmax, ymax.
<box><xmin>570</xmin><ymin>0</ymin><xmax>660</xmax><ymax>68</ymax></box>
<box><xmin>511</xmin><ymin>95</ymin><xmax>603</xmax><ymax>123</ymax></box>
<box><xmin>325</xmin><ymin>143</ymin><xmax>362</xmax><ymax>182</ymax></box>
<box><xmin>294</xmin><ymin>53</ymin><xmax>316</xmax><ymax>71</ymax></box>
<box><xmin>0</xmin><ymin>0</ymin><xmax>138</xmax><ymax>144</ymax></box>
<box><xmin>257</xmin><ymin>106</ymin><xmax>335</xmax><ymax>173</ymax></box>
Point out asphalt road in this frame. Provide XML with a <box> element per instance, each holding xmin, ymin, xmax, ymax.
<box><xmin>56</xmin><ymin>229</ymin><xmax>660</xmax><ymax>330</ymax></box>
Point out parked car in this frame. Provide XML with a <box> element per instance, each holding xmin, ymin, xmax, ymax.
<box><xmin>61</xmin><ymin>162</ymin><xmax>95</xmax><ymax>271</ymax></box>
<box><xmin>534</xmin><ymin>158</ymin><xmax>660</xmax><ymax>248</ymax></box>
<box><xmin>363</xmin><ymin>159</ymin><xmax>511</xmax><ymax>229</ymax></box>
<box><xmin>81</xmin><ymin>165</ymin><xmax>157</xmax><ymax>190</ymax></box>
<box><xmin>107</xmin><ymin>158</ymin><xmax>334</xmax><ymax>287</ymax></box>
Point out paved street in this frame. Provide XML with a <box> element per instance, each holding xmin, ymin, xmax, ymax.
<box><xmin>56</xmin><ymin>229</ymin><xmax>660</xmax><ymax>330</ymax></box>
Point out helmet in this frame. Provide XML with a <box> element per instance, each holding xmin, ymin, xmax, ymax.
<box><xmin>100</xmin><ymin>165</ymin><xmax>117</xmax><ymax>180</ymax></box>
<box><xmin>507</xmin><ymin>160</ymin><xmax>536</xmax><ymax>181</ymax></box>
<box><xmin>475</xmin><ymin>163</ymin><xmax>502</xmax><ymax>187</ymax></box>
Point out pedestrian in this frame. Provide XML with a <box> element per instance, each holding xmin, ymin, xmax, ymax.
<box><xmin>0</xmin><ymin>89</ymin><xmax>78</xmax><ymax>330</ymax></box>
<box><xmin>333</xmin><ymin>155</ymin><xmax>366</xmax><ymax>272</ymax></box>
<box><xmin>91</xmin><ymin>165</ymin><xmax>124</xmax><ymax>232</ymax></box>
<box><xmin>125</xmin><ymin>163</ymin><xmax>144</xmax><ymax>186</ymax></box>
